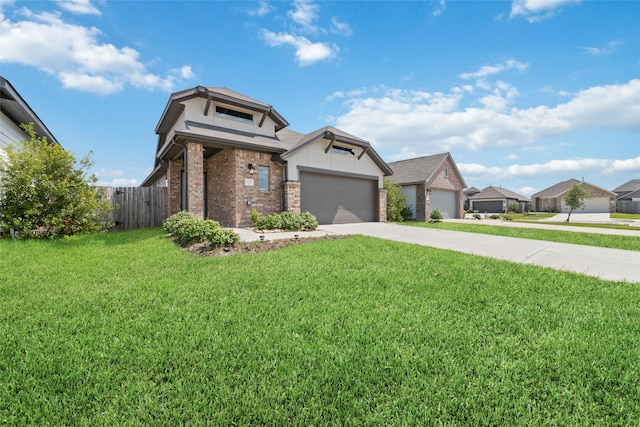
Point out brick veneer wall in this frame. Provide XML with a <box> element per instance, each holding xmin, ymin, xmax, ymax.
<box><xmin>415</xmin><ymin>183</ymin><xmax>427</xmax><ymax>222</ymax></box>
<box><xmin>284</xmin><ymin>181</ymin><xmax>301</xmax><ymax>214</ymax></box>
<box><xmin>185</xmin><ymin>142</ymin><xmax>204</xmax><ymax>218</ymax></box>
<box><xmin>378</xmin><ymin>188</ymin><xmax>387</xmax><ymax>222</ymax></box>
<box><xmin>167</xmin><ymin>158</ymin><xmax>183</xmax><ymax>216</ymax></box>
<box><xmin>205</xmin><ymin>148</ymin><xmax>284</xmax><ymax>227</ymax></box>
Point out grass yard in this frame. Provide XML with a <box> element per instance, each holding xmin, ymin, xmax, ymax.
<box><xmin>2</xmin><ymin>228</ymin><xmax>640</xmax><ymax>425</ymax></box>
<box><xmin>407</xmin><ymin>221</ymin><xmax>640</xmax><ymax>251</ymax></box>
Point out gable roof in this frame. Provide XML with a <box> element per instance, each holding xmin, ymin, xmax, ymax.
<box><xmin>387</xmin><ymin>152</ymin><xmax>466</xmax><ymax>187</ymax></box>
<box><xmin>142</xmin><ymin>87</ymin><xmax>393</xmax><ymax>185</ymax></box>
<box><xmin>613</xmin><ymin>179</ymin><xmax>640</xmax><ymax>194</ymax></box>
<box><xmin>155</xmin><ymin>86</ymin><xmax>289</xmax><ymax>135</ymax></box>
<box><xmin>469</xmin><ymin>186</ymin><xmax>530</xmax><ymax>201</ymax></box>
<box><xmin>281</xmin><ymin>126</ymin><xmax>392</xmax><ymax>176</ymax></box>
<box><xmin>532</xmin><ymin>178</ymin><xmax>616</xmax><ymax>198</ymax></box>
<box><xmin>0</xmin><ymin>76</ymin><xmax>60</xmax><ymax>146</ymax></box>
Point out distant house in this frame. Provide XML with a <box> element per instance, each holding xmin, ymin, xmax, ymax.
<box><xmin>468</xmin><ymin>186</ymin><xmax>531</xmax><ymax>213</ymax></box>
<box><xmin>463</xmin><ymin>186</ymin><xmax>481</xmax><ymax>211</ymax></box>
<box><xmin>613</xmin><ymin>179</ymin><xmax>640</xmax><ymax>214</ymax></box>
<box><xmin>387</xmin><ymin>153</ymin><xmax>466</xmax><ymax>220</ymax></box>
<box><xmin>613</xmin><ymin>179</ymin><xmax>640</xmax><ymax>200</ymax></box>
<box><xmin>531</xmin><ymin>178</ymin><xmax>615</xmax><ymax>213</ymax></box>
<box><xmin>141</xmin><ymin>86</ymin><xmax>392</xmax><ymax>227</ymax></box>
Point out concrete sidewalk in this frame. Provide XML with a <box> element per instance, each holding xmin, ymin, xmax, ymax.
<box><xmin>447</xmin><ymin>218</ymin><xmax>640</xmax><ymax>236</ymax></box>
<box><xmin>317</xmin><ymin>222</ymin><xmax>640</xmax><ymax>283</ymax></box>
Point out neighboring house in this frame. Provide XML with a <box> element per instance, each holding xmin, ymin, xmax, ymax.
<box><xmin>613</xmin><ymin>179</ymin><xmax>640</xmax><ymax>214</ymax></box>
<box><xmin>531</xmin><ymin>178</ymin><xmax>615</xmax><ymax>213</ymax></box>
<box><xmin>613</xmin><ymin>179</ymin><xmax>640</xmax><ymax>200</ymax></box>
<box><xmin>141</xmin><ymin>86</ymin><xmax>392</xmax><ymax>227</ymax></box>
<box><xmin>1</xmin><ymin>76</ymin><xmax>60</xmax><ymax>197</ymax></box>
<box><xmin>387</xmin><ymin>153</ymin><xmax>466</xmax><ymax>220</ymax></box>
<box><xmin>468</xmin><ymin>186</ymin><xmax>531</xmax><ymax>213</ymax></box>
<box><xmin>463</xmin><ymin>186</ymin><xmax>481</xmax><ymax>211</ymax></box>
<box><xmin>1</xmin><ymin>77</ymin><xmax>60</xmax><ymax>150</ymax></box>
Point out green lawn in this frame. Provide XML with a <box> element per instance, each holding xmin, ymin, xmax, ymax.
<box><xmin>2</xmin><ymin>229</ymin><xmax>639</xmax><ymax>425</ymax></box>
<box><xmin>406</xmin><ymin>221</ymin><xmax>640</xmax><ymax>251</ymax></box>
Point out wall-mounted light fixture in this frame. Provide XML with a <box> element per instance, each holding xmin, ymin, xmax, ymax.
<box><xmin>248</xmin><ymin>163</ymin><xmax>255</xmax><ymax>174</ymax></box>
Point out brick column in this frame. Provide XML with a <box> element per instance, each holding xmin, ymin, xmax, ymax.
<box><xmin>167</xmin><ymin>158</ymin><xmax>183</xmax><ymax>216</ymax></box>
<box><xmin>185</xmin><ymin>142</ymin><xmax>204</xmax><ymax>219</ymax></box>
<box><xmin>378</xmin><ymin>188</ymin><xmax>387</xmax><ymax>222</ymax></box>
<box><xmin>284</xmin><ymin>181</ymin><xmax>301</xmax><ymax>214</ymax></box>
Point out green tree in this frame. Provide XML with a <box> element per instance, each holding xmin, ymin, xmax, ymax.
<box><xmin>563</xmin><ymin>184</ymin><xmax>589</xmax><ymax>223</ymax></box>
<box><xmin>0</xmin><ymin>123</ymin><xmax>113</xmax><ymax>238</ymax></box>
<box><xmin>384</xmin><ymin>177</ymin><xmax>407</xmax><ymax>222</ymax></box>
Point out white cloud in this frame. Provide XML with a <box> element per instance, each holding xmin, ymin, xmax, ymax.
<box><xmin>331</xmin><ymin>17</ymin><xmax>352</xmax><ymax>37</ymax></box>
<box><xmin>0</xmin><ymin>7</ymin><xmax>194</xmax><ymax>95</ymax></box>
<box><xmin>246</xmin><ymin>0</ymin><xmax>273</xmax><ymax>17</ymax></box>
<box><xmin>510</xmin><ymin>0</ymin><xmax>581</xmax><ymax>22</ymax></box>
<box><xmin>56</xmin><ymin>0</ymin><xmax>100</xmax><ymax>15</ymax></box>
<box><xmin>333</xmin><ymin>79</ymin><xmax>640</xmax><ymax>155</ymax></box>
<box><xmin>582</xmin><ymin>40</ymin><xmax>622</xmax><ymax>56</ymax></box>
<box><xmin>261</xmin><ymin>30</ymin><xmax>336</xmax><ymax>66</ymax></box>
<box><xmin>288</xmin><ymin>0</ymin><xmax>320</xmax><ymax>32</ymax></box>
<box><xmin>459</xmin><ymin>59</ymin><xmax>528</xmax><ymax>80</ymax></box>
<box><xmin>432</xmin><ymin>0</ymin><xmax>446</xmax><ymax>17</ymax></box>
<box><xmin>459</xmin><ymin>156</ymin><xmax>640</xmax><ymax>186</ymax></box>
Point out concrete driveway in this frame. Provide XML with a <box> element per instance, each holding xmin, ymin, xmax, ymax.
<box><xmin>542</xmin><ymin>213</ymin><xmax>612</xmax><ymax>223</ymax></box>
<box><xmin>318</xmin><ymin>222</ymin><xmax>640</xmax><ymax>283</ymax></box>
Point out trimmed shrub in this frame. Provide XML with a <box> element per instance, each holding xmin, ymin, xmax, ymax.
<box><xmin>489</xmin><ymin>214</ymin><xmax>501</xmax><ymax>219</ymax></box>
<box><xmin>252</xmin><ymin>210</ymin><xmax>318</xmax><ymax>231</ymax></box>
<box><xmin>430</xmin><ymin>208</ymin><xmax>443</xmax><ymax>222</ymax></box>
<box><xmin>163</xmin><ymin>211</ymin><xmax>237</xmax><ymax>247</ymax></box>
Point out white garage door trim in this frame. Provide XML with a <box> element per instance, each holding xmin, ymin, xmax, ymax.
<box><xmin>431</xmin><ymin>189</ymin><xmax>459</xmax><ymax>219</ymax></box>
<box><xmin>562</xmin><ymin>197</ymin><xmax>610</xmax><ymax>213</ymax></box>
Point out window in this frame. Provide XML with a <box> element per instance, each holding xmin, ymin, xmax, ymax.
<box><xmin>258</xmin><ymin>166</ymin><xmax>269</xmax><ymax>191</ymax></box>
<box><xmin>215</xmin><ymin>106</ymin><xmax>253</xmax><ymax>123</ymax></box>
<box><xmin>332</xmin><ymin>145</ymin><xmax>355</xmax><ymax>156</ymax></box>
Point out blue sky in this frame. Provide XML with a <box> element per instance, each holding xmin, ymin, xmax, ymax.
<box><xmin>1</xmin><ymin>0</ymin><xmax>638</xmax><ymax>197</ymax></box>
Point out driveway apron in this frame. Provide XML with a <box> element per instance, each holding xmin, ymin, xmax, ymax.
<box><xmin>319</xmin><ymin>222</ymin><xmax>640</xmax><ymax>283</ymax></box>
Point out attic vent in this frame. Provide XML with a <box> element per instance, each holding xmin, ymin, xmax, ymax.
<box><xmin>215</xmin><ymin>106</ymin><xmax>253</xmax><ymax>123</ymax></box>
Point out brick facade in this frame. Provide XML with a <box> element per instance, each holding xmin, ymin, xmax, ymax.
<box><xmin>284</xmin><ymin>181</ymin><xmax>301</xmax><ymax>214</ymax></box>
<box><xmin>378</xmin><ymin>188</ymin><xmax>387</xmax><ymax>222</ymax></box>
<box><xmin>185</xmin><ymin>142</ymin><xmax>204</xmax><ymax>218</ymax></box>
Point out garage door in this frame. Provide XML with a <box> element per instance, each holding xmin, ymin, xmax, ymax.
<box><xmin>400</xmin><ymin>185</ymin><xmax>417</xmax><ymax>219</ymax></box>
<box><xmin>472</xmin><ymin>200</ymin><xmax>503</xmax><ymax>213</ymax></box>
<box><xmin>562</xmin><ymin>197</ymin><xmax>610</xmax><ymax>213</ymax></box>
<box><xmin>431</xmin><ymin>189</ymin><xmax>458</xmax><ymax>219</ymax></box>
<box><xmin>300</xmin><ymin>171</ymin><xmax>377</xmax><ymax>224</ymax></box>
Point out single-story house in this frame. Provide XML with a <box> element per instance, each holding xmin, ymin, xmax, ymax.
<box><xmin>141</xmin><ymin>86</ymin><xmax>392</xmax><ymax>227</ymax></box>
<box><xmin>468</xmin><ymin>186</ymin><xmax>531</xmax><ymax>213</ymax></box>
<box><xmin>613</xmin><ymin>179</ymin><xmax>640</xmax><ymax>214</ymax></box>
<box><xmin>387</xmin><ymin>153</ymin><xmax>466</xmax><ymax>220</ymax></box>
<box><xmin>531</xmin><ymin>178</ymin><xmax>615</xmax><ymax>213</ymax></box>
<box><xmin>463</xmin><ymin>186</ymin><xmax>481</xmax><ymax>211</ymax></box>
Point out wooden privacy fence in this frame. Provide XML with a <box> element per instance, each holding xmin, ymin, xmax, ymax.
<box><xmin>616</xmin><ymin>200</ymin><xmax>640</xmax><ymax>214</ymax></box>
<box><xmin>102</xmin><ymin>186</ymin><xmax>167</xmax><ymax>231</ymax></box>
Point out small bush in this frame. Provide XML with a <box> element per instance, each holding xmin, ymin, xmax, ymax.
<box><xmin>473</xmin><ymin>213</ymin><xmax>482</xmax><ymax>220</ymax></box>
<box><xmin>489</xmin><ymin>214</ymin><xmax>501</xmax><ymax>220</ymax></box>
<box><xmin>163</xmin><ymin>211</ymin><xmax>237</xmax><ymax>247</ymax></box>
<box><xmin>252</xmin><ymin>210</ymin><xmax>318</xmax><ymax>231</ymax></box>
<box><xmin>502</xmin><ymin>215</ymin><xmax>513</xmax><ymax>221</ymax></box>
<box><xmin>430</xmin><ymin>208</ymin><xmax>443</xmax><ymax>222</ymax></box>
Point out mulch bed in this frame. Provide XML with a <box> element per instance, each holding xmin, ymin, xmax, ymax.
<box><xmin>180</xmin><ymin>234</ymin><xmax>350</xmax><ymax>257</ymax></box>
